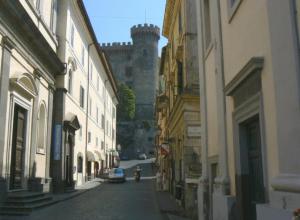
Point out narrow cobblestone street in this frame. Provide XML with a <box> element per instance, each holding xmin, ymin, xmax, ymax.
<box><xmin>1</xmin><ymin>163</ymin><xmax>164</xmax><ymax>220</ymax></box>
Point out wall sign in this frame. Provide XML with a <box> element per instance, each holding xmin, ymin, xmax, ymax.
<box><xmin>187</xmin><ymin>126</ymin><xmax>201</xmax><ymax>137</ymax></box>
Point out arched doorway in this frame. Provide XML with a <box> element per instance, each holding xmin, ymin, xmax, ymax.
<box><xmin>94</xmin><ymin>162</ymin><xmax>99</xmax><ymax>178</ymax></box>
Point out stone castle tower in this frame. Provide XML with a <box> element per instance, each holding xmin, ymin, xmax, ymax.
<box><xmin>101</xmin><ymin>24</ymin><xmax>160</xmax><ymax>157</ymax></box>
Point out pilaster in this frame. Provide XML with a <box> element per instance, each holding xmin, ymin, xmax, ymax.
<box><xmin>46</xmin><ymin>84</ymin><xmax>55</xmax><ymax>180</ymax></box>
<box><xmin>29</xmin><ymin>68</ymin><xmax>40</xmax><ymax>178</ymax></box>
<box><xmin>0</xmin><ymin>36</ymin><xmax>15</xmax><ymax>178</ymax></box>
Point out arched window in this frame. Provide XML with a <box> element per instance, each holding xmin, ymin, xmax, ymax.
<box><xmin>77</xmin><ymin>156</ymin><xmax>83</xmax><ymax>173</ymax></box>
<box><xmin>68</xmin><ymin>69</ymin><xmax>73</xmax><ymax>94</ymax></box>
<box><xmin>37</xmin><ymin>104</ymin><xmax>47</xmax><ymax>153</ymax></box>
<box><xmin>50</xmin><ymin>0</ymin><xmax>58</xmax><ymax>34</ymax></box>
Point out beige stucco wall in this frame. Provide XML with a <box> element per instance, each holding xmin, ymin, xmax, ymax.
<box><xmin>220</xmin><ymin>0</ymin><xmax>279</xmax><ymax>194</ymax></box>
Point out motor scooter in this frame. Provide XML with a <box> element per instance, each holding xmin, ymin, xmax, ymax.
<box><xmin>134</xmin><ymin>170</ymin><xmax>141</xmax><ymax>182</ymax></box>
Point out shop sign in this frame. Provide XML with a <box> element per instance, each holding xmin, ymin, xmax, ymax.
<box><xmin>187</xmin><ymin>126</ymin><xmax>201</xmax><ymax>137</ymax></box>
<box><xmin>161</xmin><ymin>143</ymin><xmax>170</xmax><ymax>155</ymax></box>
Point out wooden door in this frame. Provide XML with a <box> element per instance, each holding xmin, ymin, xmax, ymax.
<box><xmin>10</xmin><ymin>105</ymin><xmax>27</xmax><ymax>189</ymax></box>
<box><xmin>244</xmin><ymin>116</ymin><xmax>265</xmax><ymax>220</ymax></box>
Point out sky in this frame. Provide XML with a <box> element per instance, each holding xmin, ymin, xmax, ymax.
<box><xmin>83</xmin><ymin>0</ymin><xmax>168</xmax><ymax>54</ymax></box>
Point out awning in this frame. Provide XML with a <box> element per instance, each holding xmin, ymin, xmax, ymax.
<box><xmin>94</xmin><ymin>151</ymin><xmax>102</xmax><ymax>161</ymax></box>
<box><xmin>87</xmin><ymin>151</ymin><xmax>96</xmax><ymax>161</ymax></box>
<box><xmin>112</xmin><ymin>150</ymin><xmax>119</xmax><ymax>157</ymax></box>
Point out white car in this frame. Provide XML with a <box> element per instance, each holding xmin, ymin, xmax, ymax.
<box><xmin>108</xmin><ymin>168</ymin><xmax>126</xmax><ymax>183</ymax></box>
<box><xmin>138</xmin><ymin>153</ymin><xmax>147</xmax><ymax>160</ymax></box>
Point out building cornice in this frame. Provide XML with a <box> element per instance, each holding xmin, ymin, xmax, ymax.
<box><xmin>0</xmin><ymin>0</ymin><xmax>65</xmax><ymax>77</ymax></box>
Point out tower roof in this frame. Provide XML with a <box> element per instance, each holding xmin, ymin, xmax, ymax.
<box><xmin>131</xmin><ymin>23</ymin><xmax>160</xmax><ymax>39</ymax></box>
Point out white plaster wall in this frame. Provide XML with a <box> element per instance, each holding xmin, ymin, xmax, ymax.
<box><xmin>60</xmin><ymin>1</ymin><xmax>117</xmax><ymax>184</ymax></box>
<box><xmin>20</xmin><ymin>0</ymin><xmax>57</xmax><ymax>51</ymax></box>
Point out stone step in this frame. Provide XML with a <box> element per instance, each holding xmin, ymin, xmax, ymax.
<box><xmin>0</xmin><ymin>199</ymin><xmax>57</xmax><ymax>213</ymax></box>
<box><xmin>0</xmin><ymin>191</ymin><xmax>56</xmax><ymax>216</ymax></box>
<box><xmin>0</xmin><ymin>210</ymin><xmax>31</xmax><ymax>216</ymax></box>
<box><xmin>7</xmin><ymin>192</ymin><xmax>47</xmax><ymax>200</ymax></box>
<box><xmin>5</xmin><ymin>195</ymin><xmax>52</xmax><ymax>206</ymax></box>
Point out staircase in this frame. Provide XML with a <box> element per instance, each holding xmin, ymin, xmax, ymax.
<box><xmin>0</xmin><ymin>191</ymin><xmax>56</xmax><ymax>216</ymax></box>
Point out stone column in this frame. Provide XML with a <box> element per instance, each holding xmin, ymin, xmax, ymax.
<box><xmin>51</xmin><ymin>88</ymin><xmax>67</xmax><ymax>193</ymax></box>
<box><xmin>211</xmin><ymin>0</ymin><xmax>229</xmax><ymax>195</ymax></box>
<box><xmin>45</xmin><ymin>84</ymin><xmax>54</xmax><ymax>187</ymax></box>
<box><xmin>195</xmin><ymin>1</ymin><xmax>209</xmax><ymax>219</ymax></box>
<box><xmin>0</xmin><ymin>36</ymin><xmax>14</xmax><ymax>201</ymax></box>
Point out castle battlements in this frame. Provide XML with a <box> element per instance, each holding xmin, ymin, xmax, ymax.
<box><xmin>131</xmin><ymin>23</ymin><xmax>160</xmax><ymax>39</ymax></box>
<box><xmin>100</xmin><ymin>42</ymin><xmax>133</xmax><ymax>51</ymax></box>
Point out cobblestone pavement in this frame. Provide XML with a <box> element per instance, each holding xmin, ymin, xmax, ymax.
<box><xmin>3</xmin><ymin>163</ymin><xmax>163</xmax><ymax>220</ymax></box>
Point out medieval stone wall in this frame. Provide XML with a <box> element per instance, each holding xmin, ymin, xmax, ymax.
<box><xmin>101</xmin><ymin>24</ymin><xmax>160</xmax><ymax>157</ymax></box>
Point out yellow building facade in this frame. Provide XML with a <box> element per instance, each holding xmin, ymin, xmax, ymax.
<box><xmin>157</xmin><ymin>0</ymin><xmax>201</xmax><ymax>218</ymax></box>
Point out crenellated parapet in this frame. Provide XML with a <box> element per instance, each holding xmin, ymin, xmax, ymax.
<box><xmin>100</xmin><ymin>42</ymin><xmax>133</xmax><ymax>52</ymax></box>
<box><xmin>131</xmin><ymin>23</ymin><xmax>160</xmax><ymax>39</ymax></box>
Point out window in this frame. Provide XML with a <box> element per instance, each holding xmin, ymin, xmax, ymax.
<box><xmin>96</xmin><ymin>137</ymin><xmax>99</xmax><ymax>146</ymax></box>
<box><xmin>106</xmin><ymin>120</ymin><xmax>108</xmax><ymax>134</ymax></box>
<box><xmin>227</xmin><ymin>0</ymin><xmax>243</xmax><ymax>20</ymax></box>
<box><xmin>50</xmin><ymin>0</ymin><xmax>58</xmax><ymax>33</ymax></box>
<box><xmin>143</xmin><ymin>49</ymin><xmax>148</xmax><ymax>57</ymax></box>
<box><xmin>96</xmin><ymin>107</ymin><xmax>99</xmax><ymax>123</ymax></box>
<box><xmin>89</xmin><ymin>98</ymin><xmax>92</xmax><ymax>116</ymax></box>
<box><xmin>88</xmin><ymin>132</ymin><xmax>91</xmax><ymax>143</ymax></box>
<box><xmin>90</xmin><ymin>63</ymin><xmax>93</xmax><ymax>80</ymax></box>
<box><xmin>178</xmin><ymin>8</ymin><xmax>182</xmax><ymax>34</ymax></box>
<box><xmin>36</xmin><ymin>0</ymin><xmax>43</xmax><ymax>14</ymax></box>
<box><xmin>80</xmin><ymin>86</ymin><xmax>85</xmax><ymax>108</ymax></box>
<box><xmin>70</xmin><ymin>24</ymin><xmax>75</xmax><ymax>47</ymax></box>
<box><xmin>68</xmin><ymin>69</ymin><xmax>73</xmax><ymax>94</ymax></box>
<box><xmin>77</xmin><ymin>156</ymin><xmax>83</xmax><ymax>173</ymax></box>
<box><xmin>101</xmin><ymin>114</ymin><xmax>105</xmax><ymax>129</ymax></box>
<box><xmin>79</xmin><ymin>127</ymin><xmax>82</xmax><ymax>138</ymax></box>
<box><xmin>102</xmin><ymin>86</ymin><xmax>105</xmax><ymax>99</ymax></box>
<box><xmin>37</xmin><ymin>104</ymin><xmax>47</xmax><ymax>153</ymax></box>
<box><xmin>177</xmin><ymin>61</ymin><xmax>183</xmax><ymax>94</ymax></box>
<box><xmin>81</xmin><ymin>45</ymin><xmax>85</xmax><ymax>66</ymax></box>
<box><xmin>204</xmin><ymin>0</ymin><xmax>212</xmax><ymax>48</ymax></box>
<box><xmin>101</xmin><ymin>141</ymin><xmax>104</xmax><ymax>150</ymax></box>
<box><xmin>125</xmin><ymin>67</ymin><xmax>132</xmax><ymax>77</ymax></box>
<box><xmin>112</xmin><ymin>107</ymin><xmax>116</xmax><ymax>119</ymax></box>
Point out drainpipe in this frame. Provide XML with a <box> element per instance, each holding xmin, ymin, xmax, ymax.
<box><xmin>104</xmin><ymin>79</ymin><xmax>108</xmax><ymax>168</ymax></box>
<box><xmin>85</xmin><ymin>42</ymin><xmax>94</xmax><ymax>182</ymax></box>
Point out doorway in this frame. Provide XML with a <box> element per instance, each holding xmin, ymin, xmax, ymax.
<box><xmin>10</xmin><ymin>105</ymin><xmax>27</xmax><ymax>190</ymax></box>
<box><xmin>65</xmin><ymin>136</ymin><xmax>74</xmax><ymax>187</ymax></box>
<box><xmin>87</xmin><ymin>161</ymin><xmax>91</xmax><ymax>181</ymax></box>
<box><xmin>238</xmin><ymin>115</ymin><xmax>265</xmax><ymax>220</ymax></box>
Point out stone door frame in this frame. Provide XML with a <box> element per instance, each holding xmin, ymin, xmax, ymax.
<box><xmin>232</xmin><ymin>93</ymin><xmax>268</xmax><ymax>220</ymax></box>
<box><xmin>6</xmin><ymin>91</ymin><xmax>33</xmax><ymax>191</ymax></box>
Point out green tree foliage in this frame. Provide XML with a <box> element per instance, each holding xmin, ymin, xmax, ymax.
<box><xmin>117</xmin><ymin>84</ymin><xmax>136</xmax><ymax>120</ymax></box>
